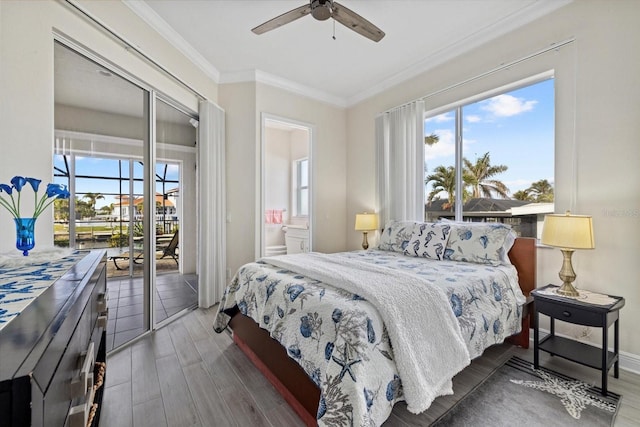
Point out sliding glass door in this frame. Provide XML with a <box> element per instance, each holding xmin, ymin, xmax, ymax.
<box><xmin>53</xmin><ymin>41</ymin><xmax>198</xmax><ymax>351</ymax></box>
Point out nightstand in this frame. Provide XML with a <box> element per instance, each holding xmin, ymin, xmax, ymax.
<box><xmin>532</xmin><ymin>284</ymin><xmax>625</xmax><ymax>395</ymax></box>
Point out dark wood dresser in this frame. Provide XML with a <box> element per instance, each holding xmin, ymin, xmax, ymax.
<box><xmin>0</xmin><ymin>250</ymin><xmax>108</xmax><ymax>427</ymax></box>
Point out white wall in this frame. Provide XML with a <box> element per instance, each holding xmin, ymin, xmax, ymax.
<box><xmin>257</xmin><ymin>84</ymin><xmax>348</xmax><ymax>256</ymax></box>
<box><xmin>265</xmin><ymin>127</ymin><xmax>290</xmax><ymax>247</ymax></box>
<box><xmin>346</xmin><ymin>0</ymin><xmax>640</xmax><ymax>358</ymax></box>
<box><xmin>0</xmin><ymin>0</ymin><xmax>216</xmax><ymax>252</ymax></box>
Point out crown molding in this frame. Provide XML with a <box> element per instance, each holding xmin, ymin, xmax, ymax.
<box><xmin>346</xmin><ymin>0</ymin><xmax>572</xmax><ymax>106</ymax></box>
<box><xmin>219</xmin><ymin>70</ymin><xmax>347</xmax><ymax>108</ymax></box>
<box><xmin>124</xmin><ymin>0</ymin><xmax>571</xmax><ymax>109</ymax></box>
<box><xmin>123</xmin><ymin>0</ymin><xmax>220</xmax><ymax>82</ymax></box>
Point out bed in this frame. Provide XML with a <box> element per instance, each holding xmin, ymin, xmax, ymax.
<box><xmin>214</xmin><ymin>220</ymin><xmax>536</xmax><ymax>426</ymax></box>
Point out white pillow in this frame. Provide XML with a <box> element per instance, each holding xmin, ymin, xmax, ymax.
<box><xmin>404</xmin><ymin>222</ymin><xmax>452</xmax><ymax>260</ymax></box>
<box><xmin>378</xmin><ymin>220</ymin><xmax>418</xmax><ymax>253</ymax></box>
<box><xmin>439</xmin><ymin>220</ymin><xmax>515</xmax><ymax>266</ymax></box>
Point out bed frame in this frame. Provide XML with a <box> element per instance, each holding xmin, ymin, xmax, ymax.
<box><xmin>227</xmin><ymin>237</ymin><xmax>536</xmax><ymax>426</ymax></box>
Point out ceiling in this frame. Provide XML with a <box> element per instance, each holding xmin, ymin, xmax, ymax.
<box><xmin>126</xmin><ymin>0</ymin><xmax>570</xmax><ymax>107</ymax></box>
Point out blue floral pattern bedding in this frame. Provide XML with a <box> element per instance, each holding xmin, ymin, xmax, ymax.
<box><xmin>214</xmin><ymin>250</ymin><xmax>524</xmax><ymax>426</ymax></box>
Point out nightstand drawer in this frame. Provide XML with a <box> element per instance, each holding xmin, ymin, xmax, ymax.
<box><xmin>535</xmin><ymin>299</ymin><xmax>603</xmax><ymax>326</ymax></box>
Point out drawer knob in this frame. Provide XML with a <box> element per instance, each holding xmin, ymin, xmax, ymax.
<box><xmin>562</xmin><ymin>310</ymin><xmax>572</xmax><ymax>317</ymax></box>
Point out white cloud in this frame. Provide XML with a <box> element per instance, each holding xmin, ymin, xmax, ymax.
<box><xmin>425</xmin><ymin>130</ymin><xmax>475</xmax><ymax>161</ymax></box>
<box><xmin>425</xmin><ymin>112</ymin><xmax>454</xmax><ymax>123</ymax></box>
<box><xmin>425</xmin><ymin>129</ymin><xmax>455</xmax><ymax>160</ymax></box>
<box><xmin>465</xmin><ymin>115</ymin><xmax>482</xmax><ymax>123</ymax></box>
<box><xmin>481</xmin><ymin>94</ymin><xmax>537</xmax><ymax>117</ymax></box>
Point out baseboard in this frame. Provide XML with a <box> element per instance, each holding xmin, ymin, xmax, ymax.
<box><xmin>531</xmin><ymin>327</ymin><xmax>640</xmax><ymax>375</ymax></box>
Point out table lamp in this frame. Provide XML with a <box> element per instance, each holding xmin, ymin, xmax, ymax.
<box><xmin>541</xmin><ymin>211</ymin><xmax>595</xmax><ymax>297</ymax></box>
<box><xmin>355</xmin><ymin>213</ymin><xmax>378</xmax><ymax>250</ymax></box>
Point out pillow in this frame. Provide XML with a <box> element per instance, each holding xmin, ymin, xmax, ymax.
<box><xmin>404</xmin><ymin>222</ymin><xmax>451</xmax><ymax>260</ymax></box>
<box><xmin>439</xmin><ymin>220</ymin><xmax>515</xmax><ymax>266</ymax></box>
<box><xmin>378</xmin><ymin>220</ymin><xmax>417</xmax><ymax>253</ymax></box>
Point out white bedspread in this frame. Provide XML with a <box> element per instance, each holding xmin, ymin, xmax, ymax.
<box><xmin>267</xmin><ymin>252</ymin><xmax>471</xmax><ymax>413</ymax></box>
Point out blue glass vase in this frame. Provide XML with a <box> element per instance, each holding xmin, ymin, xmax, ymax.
<box><xmin>14</xmin><ymin>217</ymin><xmax>36</xmax><ymax>256</ymax></box>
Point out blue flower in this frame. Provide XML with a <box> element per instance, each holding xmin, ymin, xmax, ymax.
<box><xmin>26</xmin><ymin>178</ymin><xmax>41</xmax><ymax>192</ymax></box>
<box><xmin>331</xmin><ymin>308</ymin><xmax>342</xmax><ymax>323</ymax></box>
<box><xmin>0</xmin><ymin>184</ymin><xmax>13</xmax><ymax>195</ymax></box>
<box><xmin>0</xmin><ymin>176</ymin><xmax>69</xmax><ymax>219</ymax></box>
<box><xmin>10</xmin><ymin>176</ymin><xmax>26</xmax><ymax>192</ymax></box>
<box><xmin>263</xmin><ymin>315</ymin><xmax>270</xmax><ymax>325</ymax></box>
<box><xmin>479</xmin><ymin>235</ymin><xmax>489</xmax><ymax>248</ymax></box>
<box><xmin>45</xmin><ymin>183</ymin><xmax>70</xmax><ymax>199</ymax></box>
<box><xmin>277</xmin><ymin>306</ymin><xmax>284</xmax><ymax>318</ymax></box>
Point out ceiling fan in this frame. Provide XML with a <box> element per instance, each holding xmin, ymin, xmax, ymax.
<box><xmin>252</xmin><ymin>0</ymin><xmax>385</xmax><ymax>42</ymax></box>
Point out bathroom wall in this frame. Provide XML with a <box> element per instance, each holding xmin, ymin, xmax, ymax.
<box><xmin>264</xmin><ymin>126</ymin><xmax>291</xmax><ymax>247</ymax></box>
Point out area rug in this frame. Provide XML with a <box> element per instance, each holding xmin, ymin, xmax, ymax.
<box><xmin>432</xmin><ymin>356</ymin><xmax>621</xmax><ymax>426</ymax></box>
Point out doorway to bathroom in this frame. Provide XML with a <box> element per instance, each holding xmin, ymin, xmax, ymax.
<box><xmin>261</xmin><ymin>115</ymin><xmax>313</xmax><ymax>258</ymax></box>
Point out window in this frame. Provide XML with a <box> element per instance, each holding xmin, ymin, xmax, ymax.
<box><xmin>294</xmin><ymin>158</ymin><xmax>309</xmax><ymax>216</ymax></box>
<box><xmin>424</xmin><ymin>78</ymin><xmax>554</xmax><ymax>237</ymax></box>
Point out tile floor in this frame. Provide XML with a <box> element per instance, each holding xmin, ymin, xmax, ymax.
<box><xmin>106</xmin><ymin>272</ymin><xmax>198</xmax><ymax>351</ymax></box>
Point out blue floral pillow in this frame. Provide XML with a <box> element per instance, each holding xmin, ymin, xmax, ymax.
<box><xmin>378</xmin><ymin>220</ymin><xmax>417</xmax><ymax>253</ymax></box>
<box><xmin>404</xmin><ymin>222</ymin><xmax>451</xmax><ymax>260</ymax></box>
<box><xmin>441</xmin><ymin>221</ymin><xmax>515</xmax><ymax>266</ymax></box>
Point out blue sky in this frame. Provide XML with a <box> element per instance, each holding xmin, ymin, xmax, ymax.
<box><xmin>54</xmin><ymin>157</ymin><xmax>180</xmax><ymax>209</ymax></box>
<box><xmin>424</xmin><ymin>78</ymin><xmax>554</xmax><ymax>197</ymax></box>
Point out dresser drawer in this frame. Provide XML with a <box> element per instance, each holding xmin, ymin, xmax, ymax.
<box><xmin>536</xmin><ymin>298</ymin><xmax>604</xmax><ymax>326</ymax></box>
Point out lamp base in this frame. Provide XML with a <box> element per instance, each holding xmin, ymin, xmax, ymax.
<box><xmin>361</xmin><ymin>231</ymin><xmax>369</xmax><ymax>250</ymax></box>
<box><xmin>554</xmin><ymin>248</ymin><xmax>580</xmax><ymax>297</ymax></box>
<box><xmin>555</xmin><ymin>281</ymin><xmax>580</xmax><ymax>297</ymax></box>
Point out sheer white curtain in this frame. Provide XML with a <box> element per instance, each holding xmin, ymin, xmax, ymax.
<box><xmin>198</xmin><ymin>100</ymin><xmax>226</xmax><ymax>307</ymax></box>
<box><xmin>375</xmin><ymin>101</ymin><xmax>425</xmax><ymax>228</ymax></box>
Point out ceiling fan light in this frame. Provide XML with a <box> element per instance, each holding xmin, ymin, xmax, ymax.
<box><xmin>311</xmin><ymin>0</ymin><xmax>332</xmax><ymax>21</ymax></box>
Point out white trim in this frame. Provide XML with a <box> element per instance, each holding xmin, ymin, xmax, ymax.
<box><xmin>54</xmin><ymin>130</ymin><xmax>197</xmax><ymax>155</ymax></box>
<box><xmin>222</xmin><ymin>70</ymin><xmax>347</xmax><ymax>108</ymax></box>
<box><xmin>122</xmin><ymin>0</ymin><xmax>220</xmax><ymax>82</ymax></box>
<box><xmin>346</xmin><ymin>1</ymin><xmax>571</xmax><ymax>106</ymax></box>
<box><xmin>260</xmin><ymin>113</ymin><xmax>315</xmax><ymax>258</ymax></box>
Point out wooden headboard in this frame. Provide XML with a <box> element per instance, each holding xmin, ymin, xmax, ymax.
<box><xmin>508</xmin><ymin>237</ymin><xmax>537</xmax><ymax>296</ymax></box>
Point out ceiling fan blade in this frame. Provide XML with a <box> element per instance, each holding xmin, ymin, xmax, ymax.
<box><xmin>332</xmin><ymin>1</ymin><xmax>385</xmax><ymax>42</ymax></box>
<box><xmin>252</xmin><ymin>4</ymin><xmax>312</xmax><ymax>35</ymax></box>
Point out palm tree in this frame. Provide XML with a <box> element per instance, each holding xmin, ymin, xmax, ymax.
<box><xmin>512</xmin><ymin>189</ymin><xmax>532</xmax><ymax>201</ymax></box>
<box><xmin>425</xmin><ymin>133</ymin><xmax>439</xmax><ymax>146</ymax></box>
<box><xmin>83</xmin><ymin>192</ymin><xmax>104</xmax><ymax>217</ymax></box>
<box><xmin>425</xmin><ymin>165</ymin><xmax>457</xmax><ymax>210</ymax></box>
<box><xmin>463</xmin><ymin>152</ymin><xmax>509</xmax><ymax>199</ymax></box>
<box><xmin>526</xmin><ymin>179</ymin><xmax>554</xmax><ymax>202</ymax></box>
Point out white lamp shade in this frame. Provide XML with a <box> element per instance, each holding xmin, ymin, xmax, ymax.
<box><xmin>355</xmin><ymin>213</ymin><xmax>379</xmax><ymax>231</ymax></box>
<box><xmin>541</xmin><ymin>213</ymin><xmax>595</xmax><ymax>249</ymax></box>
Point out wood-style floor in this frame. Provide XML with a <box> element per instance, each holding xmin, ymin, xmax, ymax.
<box><xmin>101</xmin><ymin>306</ymin><xmax>640</xmax><ymax>426</ymax></box>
